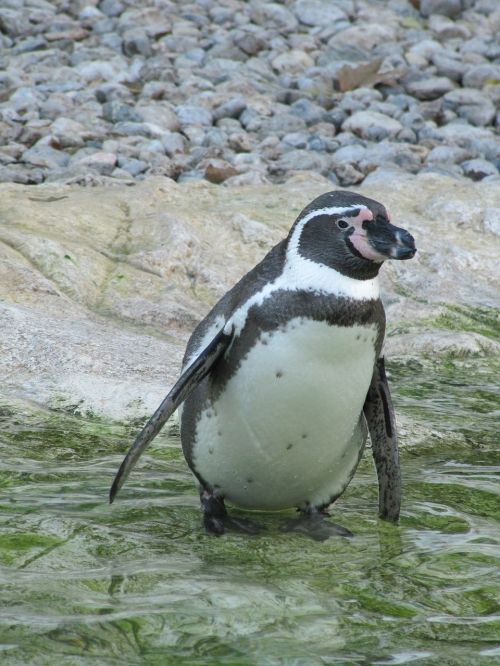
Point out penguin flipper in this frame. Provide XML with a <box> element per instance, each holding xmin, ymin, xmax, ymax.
<box><xmin>109</xmin><ymin>326</ymin><xmax>233</xmax><ymax>503</ymax></box>
<box><xmin>363</xmin><ymin>357</ymin><xmax>400</xmax><ymax>522</ymax></box>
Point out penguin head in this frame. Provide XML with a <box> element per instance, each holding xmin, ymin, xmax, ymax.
<box><xmin>288</xmin><ymin>190</ymin><xmax>416</xmax><ymax>280</ymax></box>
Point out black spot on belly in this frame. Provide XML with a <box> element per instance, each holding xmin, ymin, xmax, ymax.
<box><xmin>301</xmin><ymin>433</ymin><xmax>308</xmax><ymax>439</ymax></box>
<box><xmin>286</xmin><ymin>443</ymin><xmax>293</xmax><ymax>450</ymax></box>
<box><xmin>246</xmin><ymin>477</ymin><xmax>253</xmax><ymax>484</ymax></box>
<box><xmin>208</xmin><ymin>447</ymin><xmax>214</xmax><ymax>455</ymax></box>
<box><xmin>276</xmin><ymin>370</ymin><xmax>283</xmax><ymax>378</ymax></box>
<box><xmin>356</xmin><ymin>334</ymin><xmax>361</xmax><ymax>340</ymax></box>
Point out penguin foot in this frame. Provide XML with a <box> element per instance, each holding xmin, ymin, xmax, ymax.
<box><xmin>200</xmin><ymin>489</ymin><xmax>261</xmax><ymax>536</ymax></box>
<box><xmin>282</xmin><ymin>510</ymin><xmax>353</xmax><ymax>542</ymax></box>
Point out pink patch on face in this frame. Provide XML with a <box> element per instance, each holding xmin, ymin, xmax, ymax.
<box><xmin>353</xmin><ymin>208</ymin><xmax>373</xmax><ymax>224</ymax></box>
<box><xmin>349</xmin><ymin>233</ymin><xmax>385</xmax><ymax>262</ymax></box>
<box><xmin>346</xmin><ymin>206</ymin><xmax>385</xmax><ymax>262</ymax></box>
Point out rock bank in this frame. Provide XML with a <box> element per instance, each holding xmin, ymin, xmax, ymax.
<box><xmin>1</xmin><ymin>172</ymin><xmax>499</xmax><ymax>424</ymax></box>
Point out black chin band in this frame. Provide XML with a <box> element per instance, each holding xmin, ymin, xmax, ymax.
<box><xmin>344</xmin><ymin>237</ymin><xmax>382</xmax><ymax>280</ymax></box>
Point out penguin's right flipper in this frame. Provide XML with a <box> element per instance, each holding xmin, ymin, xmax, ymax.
<box><xmin>363</xmin><ymin>357</ymin><xmax>401</xmax><ymax>522</ymax></box>
<box><xmin>110</xmin><ymin>326</ymin><xmax>233</xmax><ymax>503</ymax></box>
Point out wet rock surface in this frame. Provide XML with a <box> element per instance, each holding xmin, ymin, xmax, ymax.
<box><xmin>1</xmin><ymin>173</ymin><xmax>499</xmax><ymax>421</ymax></box>
<box><xmin>0</xmin><ymin>0</ymin><xmax>499</xmax><ymax>187</ymax></box>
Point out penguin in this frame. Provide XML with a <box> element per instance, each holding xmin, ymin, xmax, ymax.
<box><xmin>110</xmin><ymin>190</ymin><xmax>416</xmax><ymax>539</ymax></box>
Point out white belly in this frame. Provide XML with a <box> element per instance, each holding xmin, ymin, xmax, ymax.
<box><xmin>191</xmin><ymin>318</ymin><xmax>377</xmax><ymax>510</ymax></box>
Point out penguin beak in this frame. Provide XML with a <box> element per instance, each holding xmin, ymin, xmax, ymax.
<box><xmin>367</xmin><ymin>222</ymin><xmax>417</xmax><ymax>261</ymax></box>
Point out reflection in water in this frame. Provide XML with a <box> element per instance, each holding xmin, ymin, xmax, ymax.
<box><xmin>0</xmin><ymin>357</ymin><xmax>499</xmax><ymax>665</ymax></box>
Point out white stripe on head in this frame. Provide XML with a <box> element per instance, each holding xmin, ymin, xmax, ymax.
<box><xmin>225</xmin><ymin>205</ymin><xmax>380</xmax><ymax>336</ymax></box>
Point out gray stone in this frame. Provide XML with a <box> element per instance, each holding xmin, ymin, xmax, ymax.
<box><xmin>73</xmin><ymin>151</ymin><xmax>117</xmax><ymax>175</ymax></box>
<box><xmin>161</xmin><ymin>131</ymin><xmax>186</xmax><ymax>156</ymax></box>
<box><xmin>293</xmin><ymin>0</ymin><xmax>347</xmax><ymax>27</ymax></box>
<box><xmin>122</xmin><ymin>28</ymin><xmax>152</xmax><ymax>57</ymax></box>
<box><xmin>233</xmin><ymin>30</ymin><xmax>267</xmax><ymax>57</ymax></box>
<box><xmin>272</xmin><ymin>148</ymin><xmax>331</xmax><ymax>174</ymax></box>
<box><xmin>202</xmin><ymin>128</ymin><xmax>229</xmax><ymax>149</ymax></box>
<box><xmin>359</xmin><ymin>142</ymin><xmax>422</xmax><ymax>174</ymax></box>
<box><xmin>399</xmin><ymin>111</ymin><xmax>426</xmax><ymax>133</ymax></box>
<box><xmin>332</xmin><ymin>162</ymin><xmax>364</xmax><ymax>186</ymax></box>
<box><xmin>50</xmin><ymin>117</ymin><xmax>87</xmax><ymax>148</ymax></box>
<box><xmin>249</xmin><ymin>3</ymin><xmax>299</xmax><ymax>34</ymax></box>
<box><xmin>426</xmin><ymin>145</ymin><xmax>471</xmax><ymax>164</ymax></box>
<box><xmin>100</xmin><ymin>0</ymin><xmax>125</xmax><ymax>18</ymax></box>
<box><xmin>431</xmin><ymin>53</ymin><xmax>466</xmax><ymax>82</ymax></box>
<box><xmin>331</xmin><ymin>144</ymin><xmax>367</xmax><ymax>166</ymax></box>
<box><xmin>117</xmin><ymin>157</ymin><xmax>148</xmax><ymax>176</ymax></box>
<box><xmin>22</xmin><ymin>144</ymin><xmax>70</xmax><ymax>169</ymax></box>
<box><xmin>102</xmin><ymin>102</ymin><xmax>142</xmax><ymax>124</ymax></box>
<box><xmin>143</xmin><ymin>139</ymin><xmax>165</xmax><ymax>154</ymax></box>
<box><xmin>419</xmin><ymin>0</ymin><xmax>463</xmax><ymax>18</ymax></box>
<box><xmin>259</xmin><ymin>113</ymin><xmax>307</xmax><ymax>137</ymax></box>
<box><xmin>13</xmin><ymin>35</ymin><xmax>47</xmax><ymax>53</ymax></box>
<box><xmin>8</xmin><ymin>86</ymin><xmax>42</xmax><ymax>113</ymax></box>
<box><xmin>428</xmin><ymin>14</ymin><xmax>470</xmax><ymax>41</ymax></box>
<box><xmin>0</xmin><ymin>8</ymin><xmax>32</xmax><ymax>37</ymax></box>
<box><xmin>136</xmin><ymin>104</ymin><xmax>180</xmax><ymax>132</ymax></box>
<box><xmin>342</xmin><ymin>111</ymin><xmax>403</xmax><ymax>141</ymax></box>
<box><xmin>213</xmin><ymin>97</ymin><xmax>247</xmax><ymax>121</ymax></box>
<box><xmin>405</xmin><ymin>77</ymin><xmax>456</xmax><ymax>101</ymax></box>
<box><xmin>271</xmin><ymin>49</ymin><xmax>315</xmax><ymax>74</ymax></box>
<box><xmin>463</xmin><ymin>64</ymin><xmax>500</xmax><ymax>89</ymax></box>
<box><xmin>281</xmin><ymin>132</ymin><xmax>309</xmax><ymax>149</ymax></box>
<box><xmin>176</xmin><ymin>104</ymin><xmax>213</xmax><ymax>127</ymax></box>
<box><xmin>443</xmin><ymin>88</ymin><xmax>496</xmax><ymax>127</ymax></box>
<box><xmin>228</xmin><ymin>132</ymin><xmax>254</xmax><ymax>153</ymax></box>
<box><xmin>334</xmin><ymin>24</ymin><xmax>396</xmax><ymax>52</ymax></box>
<box><xmin>95</xmin><ymin>83</ymin><xmax>134</xmax><ymax>104</ymax></box>
<box><xmin>289</xmin><ymin>98</ymin><xmax>326</xmax><ymax>125</ymax></box>
<box><xmin>396</xmin><ymin>128</ymin><xmax>417</xmax><ymax>144</ymax></box>
<box><xmin>307</xmin><ymin>136</ymin><xmax>329</xmax><ymax>152</ymax></box>
<box><xmin>0</xmin><ymin>164</ymin><xmax>44</xmax><ymax>184</ymax></box>
<box><xmin>462</xmin><ymin>158</ymin><xmax>499</xmax><ymax>181</ymax></box>
<box><xmin>460</xmin><ymin>37</ymin><xmax>494</xmax><ymax>58</ymax></box>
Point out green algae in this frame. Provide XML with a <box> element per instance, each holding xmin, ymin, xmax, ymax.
<box><xmin>0</xmin><ymin>354</ymin><xmax>498</xmax><ymax>665</ymax></box>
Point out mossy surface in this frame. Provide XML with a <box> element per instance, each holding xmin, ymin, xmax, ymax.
<box><xmin>1</xmin><ymin>352</ymin><xmax>499</xmax><ymax>665</ymax></box>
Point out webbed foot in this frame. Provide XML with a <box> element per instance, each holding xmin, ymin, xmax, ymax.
<box><xmin>282</xmin><ymin>509</ymin><xmax>353</xmax><ymax>541</ymax></box>
<box><xmin>200</xmin><ymin>489</ymin><xmax>262</xmax><ymax>536</ymax></box>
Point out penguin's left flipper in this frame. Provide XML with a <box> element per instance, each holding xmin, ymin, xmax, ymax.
<box><xmin>363</xmin><ymin>357</ymin><xmax>401</xmax><ymax>522</ymax></box>
<box><xmin>109</xmin><ymin>326</ymin><xmax>233</xmax><ymax>503</ymax></box>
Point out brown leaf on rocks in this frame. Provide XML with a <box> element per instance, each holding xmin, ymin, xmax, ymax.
<box><xmin>204</xmin><ymin>159</ymin><xmax>239</xmax><ymax>184</ymax></box>
<box><xmin>336</xmin><ymin>58</ymin><xmax>405</xmax><ymax>92</ymax></box>
<box><xmin>336</xmin><ymin>59</ymin><xmax>383</xmax><ymax>92</ymax></box>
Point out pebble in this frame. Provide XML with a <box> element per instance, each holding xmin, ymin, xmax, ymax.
<box><xmin>405</xmin><ymin>77</ymin><xmax>456</xmax><ymax>101</ymax></box>
<box><xmin>462</xmin><ymin>158</ymin><xmax>499</xmax><ymax>181</ymax></box>
<box><xmin>342</xmin><ymin>111</ymin><xmax>403</xmax><ymax>141</ymax></box>
<box><xmin>0</xmin><ymin>0</ymin><xmax>498</xmax><ymax>187</ymax></box>
<box><xmin>293</xmin><ymin>0</ymin><xmax>347</xmax><ymax>27</ymax></box>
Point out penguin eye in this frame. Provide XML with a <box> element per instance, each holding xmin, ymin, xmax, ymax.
<box><xmin>336</xmin><ymin>219</ymin><xmax>349</xmax><ymax>229</ymax></box>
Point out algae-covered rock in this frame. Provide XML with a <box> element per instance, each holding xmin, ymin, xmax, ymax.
<box><xmin>0</xmin><ymin>171</ymin><xmax>498</xmax><ymax>420</ymax></box>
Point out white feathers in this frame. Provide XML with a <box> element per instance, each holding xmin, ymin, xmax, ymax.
<box><xmin>192</xmin><ymin>319</ymin><xmax>377</xmax><ymax>510</ymax></box>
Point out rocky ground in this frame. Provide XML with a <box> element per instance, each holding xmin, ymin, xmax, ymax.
<box><xmin>1</xmin><ymin>172</ymin><xmax>499</xmax><ymax>426</ymax></box>
<box><xmin>0</xmin><ymin>0</ymin><xmax>499</xmax><ymax>187</ymax></box>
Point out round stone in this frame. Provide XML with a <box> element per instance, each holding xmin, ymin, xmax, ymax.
<box><xmin>293</xmin><ymin>0</ymin><xmax>347</xmax><ymax>27</ymax></box>
<box><xmin>342</xmin><ymin>111</ymin><xmax>403</xmax><ymax>141</ymax></box>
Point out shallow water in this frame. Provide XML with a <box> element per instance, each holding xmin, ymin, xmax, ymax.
<box><xmin>0</xmin><ymin>357</ymin><xmax>499</xmax><ymax>666</ymax></box>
